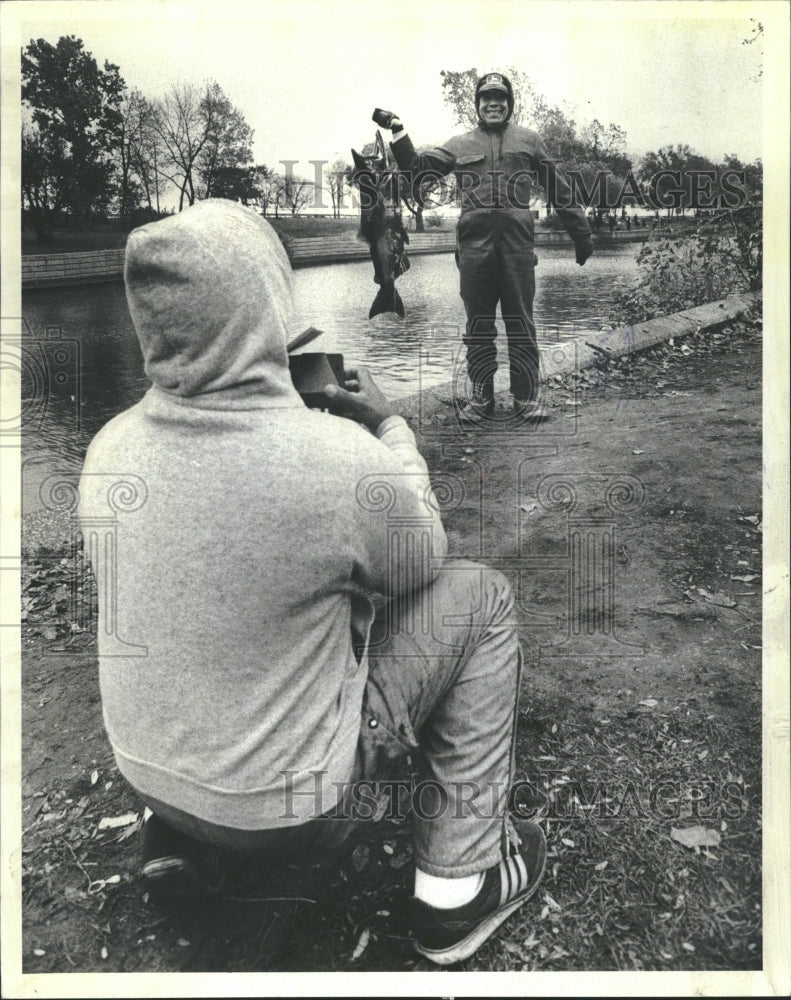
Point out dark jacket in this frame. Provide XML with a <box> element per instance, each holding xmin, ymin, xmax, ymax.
<box><xmin>391</xmin><ymin>124</ymin><xmax>591</xmax><ymax>250</ymax></box>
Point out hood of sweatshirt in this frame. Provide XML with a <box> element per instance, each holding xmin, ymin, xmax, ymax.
<box><xmin>124</xmin><ymin>199</ymin><xmax>301</xmax><ymax>403</ymax></box>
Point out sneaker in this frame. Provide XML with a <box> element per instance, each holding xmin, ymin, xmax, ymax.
<box><xmin>141</xmin><ymin>813</ymin><xmax>225</xmax><ymax>897</ymax></box>
<box><xmin>412</xmin><ymin>818</ymin><xmax>547</xmax><ymax>966</ymax></box>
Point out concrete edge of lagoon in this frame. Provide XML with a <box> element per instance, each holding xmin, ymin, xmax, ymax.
<box><xmin>21</xmin><ymin>229</ymin><xmax>649</xmax><ymax>289</ymax></box>
<box><xmin>393</xmin><ymin>291</ymin><xmax>760</xmax><ymax>421</ymax></box>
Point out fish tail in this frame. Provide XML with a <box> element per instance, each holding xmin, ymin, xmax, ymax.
<box><xmin>369</xmin><ymin>282</ymin><xmax>404</xmax><ymax>319</ymax></box>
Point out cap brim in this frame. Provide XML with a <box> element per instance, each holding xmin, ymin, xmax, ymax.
<box><xmin>478</xmin><ymin>86</ymin><xmax>508</xmax><ymax>95</ymax></box>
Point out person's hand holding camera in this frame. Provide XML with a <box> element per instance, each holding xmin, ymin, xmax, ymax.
<box><xmin>323</xmin><ymin>367</ymin><xmax>395</xmax><ymax>434</ymax></box>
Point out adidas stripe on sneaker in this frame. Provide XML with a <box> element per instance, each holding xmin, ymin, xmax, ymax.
<box><xmin>412</xmin><ymin>818</ymin><xmax>547</xmax><ymax>966</ymax></box>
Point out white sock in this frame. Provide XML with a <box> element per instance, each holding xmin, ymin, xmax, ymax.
<box><xmin>414</xmin><ymin>867</ymin><xmax>484</xmax><ymax>909</ymax></box>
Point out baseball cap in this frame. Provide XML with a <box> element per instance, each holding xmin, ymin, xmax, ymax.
<box><xmin>478</xmin><ymin>72</ymin><xmax>508</xmax><ymax>94</ymax></box>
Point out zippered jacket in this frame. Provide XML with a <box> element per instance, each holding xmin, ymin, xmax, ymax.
<box><xmin>391</xmin><ymin>124</ymin><xmax>591</xmax><ymax>248</ymax></box>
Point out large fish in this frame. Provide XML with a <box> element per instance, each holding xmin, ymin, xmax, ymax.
<box><xmin>351</xmin><ymin>131</ymin><xmax>410</xmax><ymax>319</ymax></box>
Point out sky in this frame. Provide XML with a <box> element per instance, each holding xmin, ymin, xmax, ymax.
<box><xmin>7</xmin><ymin>0</ymin><xmax>767</xmax><ymax>179</ymax></box>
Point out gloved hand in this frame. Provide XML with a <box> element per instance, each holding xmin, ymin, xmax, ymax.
<box><xmin>372</xmin><ymin>108</ymin><xmax>403</xmax><ymax>132</ymax></box>
<box><xmin>575</xmin><ymin>237</ymin><xmax>594</xmax><ymax>266</ymax></box>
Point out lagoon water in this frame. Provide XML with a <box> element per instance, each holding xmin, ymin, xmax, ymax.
<box><xmin>21</xmin><ymin>244</ymin><xmax>638</xmax><ymax>483</ymax></box>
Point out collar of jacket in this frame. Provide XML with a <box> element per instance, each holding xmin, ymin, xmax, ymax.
<box><xmin>476</xmin><ymin>119</ymin><xmax>511</xmax><ymax>134</ymax></box>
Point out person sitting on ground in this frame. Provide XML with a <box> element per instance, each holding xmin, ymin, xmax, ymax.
<box><xmin>78</xmin><ymin>199</ymin><xmax>546</xmax><ymax>967</ymax></box>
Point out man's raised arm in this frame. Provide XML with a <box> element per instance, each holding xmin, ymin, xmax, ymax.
<box><xmin>373</xmin><ymin>109</ymin><xmax>457</xmax><ymax>180</ymax></box>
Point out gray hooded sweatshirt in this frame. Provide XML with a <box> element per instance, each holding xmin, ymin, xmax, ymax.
<box><xmin>79</xmin><ymin>199</ymin><xmax>446</xmax><ymax>829</ymax></box>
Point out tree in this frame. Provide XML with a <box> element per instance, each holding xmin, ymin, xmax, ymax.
<box><xmin>211</xmin><ymin>163</ymin><xmax>271</xmax><ymax>207</ymax></box>
<box><xmin>637</xmin><ymin>144</ymin><xmax>717</xmax><ymax>214</ymax></box>
<box><xmin>276</xmin><ymin>172</ymin><xmax>315</xmax><ymax>216</ymax></box>
<box><xmin>21</xmin><ymin>124</ymin><xmax>67</xmax><ymax>242</ymax></box>
<box><xmin>439</xmin><ymin>69</ymin><xmax>481</xmax><ymax>130</ymax></box>
<box><xmin>325</xmin><ymin>158</ymin><xmax>351</xmax><ymax>218</ymax></box>
<box><xmin>721</xmin><ymin>154</ymin><xmax>762</xmax><ymax>204</ymax></box>
<box><xmin>152</xmin><ymin>83</ymin><xmax>206</xmax><ymax>210</ymax></box>
<box><xmin>115</xmin><ymin>88</ymin><xmax>167</xmax><ymax>220</ymax></box>
<box><xmin>195</xmin><ymin>83</ymin><xmax>254</xmax><ymax>199</ymax></box>
<box><xmin>153</xmin><ymin>80</ymin><xmax>253</xmax><ymax>210</ymax></box>
<box><xmin>256</xmin><ymin>167</ymin><xmax>281</xmax><ymax>217</ymax></box>
<box><xmin>22</xmin><ymin>35</ymin><xmax>126</xmax><ymax>237</ymax></box>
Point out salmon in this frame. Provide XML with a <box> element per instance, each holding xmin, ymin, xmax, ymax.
<box><xmin>351</xmin><ymin>133</ymin><xmax>410</xmax><ymax>319</ymax></box>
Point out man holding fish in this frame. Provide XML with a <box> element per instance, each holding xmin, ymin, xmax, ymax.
<box><xmin>375</xmin><ymin>71</ymin><xmax>594</xmax><ymax>425</ymax></box>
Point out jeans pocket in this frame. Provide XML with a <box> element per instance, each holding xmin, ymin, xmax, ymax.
<box><xmin>355</xmin><ymin>682</ymin><xmax>420</xmax><ymax>782</ymax></box>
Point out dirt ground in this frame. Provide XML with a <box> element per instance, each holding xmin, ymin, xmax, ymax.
<box><xmin>18</xmin><ymin>319</ymin><xmax>763</xmax><ymax>977</ymax></box>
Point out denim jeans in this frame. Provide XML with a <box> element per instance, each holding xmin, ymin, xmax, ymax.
<box><xmin>140</xmin><ymin>560</ymin><xmax>522</xmax><ymax>878</ymax></box>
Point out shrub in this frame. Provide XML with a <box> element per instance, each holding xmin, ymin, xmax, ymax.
<box><xmin>610</xmin><ymin>207</ymin><xmax>761</xmax><ymax>325</ymax></box>
<box><xmin>425</xmin><ymin>211</ymin><xmax>444</xmax><ymax>228</ymax></box>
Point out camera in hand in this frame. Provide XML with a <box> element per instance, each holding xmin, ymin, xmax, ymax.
<box><xmin>288</xmin><ymin>352</ymin><xmax>344</xmax><ymax>409</ymax></box>
<box><xmin>372</xmin><ymin>108</ymin><xmax>397</xmax><ymax>129</ymax></box>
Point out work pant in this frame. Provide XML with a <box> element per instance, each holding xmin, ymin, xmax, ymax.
<box><xmin>140</xmin><ymin>560</ymin><xmax>522</xmax><ymax>878</ymax></box>
<box><xmin>458</xmin><ymin>237</ymin><xmax>539</xmax><ymax>403</ymax></box>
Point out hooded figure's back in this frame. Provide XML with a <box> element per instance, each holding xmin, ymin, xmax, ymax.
<box><xmin>79</xmin><ymin>200</ymin><xmax>445</xmax><ymax>829</ymax></box>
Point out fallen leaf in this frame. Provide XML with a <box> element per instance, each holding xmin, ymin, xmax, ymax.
<box><xmin>116</xmin><ymin>818</ymin><xmax>143</xmax><ymax>843</ymax></box>
<box><xmin>731</xmin><ymin>574</ymin><xmax>758</xmax><ymax>582</ymax></box>
<box><xmin>177</xmin><ymin>938</ymin><xmax>191</xmax><ymax>947</ymax></box>
<box><xmin>632</xmin><ymin>449</ymin><xmax>644</xmax><ymax>455</ymax></box>
<box><xmin>33</xmin><ymin>948</ymin><xmax>46</xmax><ymax>956</ymax></box>
<box><xmin>88</xmin><ymin>874</ymin><xmax>122</xmax><ymax>894</ymax></box>
<box><xmin>594</xmin><ymin>861</ymin><xmax>608</xmax><ymax>871</ymax></box>
<box><xmin>351</xmin><ymin>844</ymin><xmax>369</xmax><ymax>872</ymax></box>
<box><xmin>696</xmin><ymin>588</ymin><xmax>737</xmax><ymax>608</ymax></box>
<box><xmin>561</xmin><ymin>837</ymin><xmax>575</xmax><ymax>848</ymax></box>
<box><xmin>90</xmin><ymin>770</ymin><xmax>99</xmax><ymax>786</ymax></box>
<box><xmin>98</xmin><ymin>812</ymin><xmax>139</xmax><ymax>830</ymax></box>
<box><xmin>671</xmin><ymin>825</ymin><xmax>722</xmax><ymax>851</ymax></box>
<box><xmin>382</xmin><ymin>843</ymin><xmax>394</xmax><ymax>856</ymax></box>
<box><xmin>682</xmin><ymin>941</ymin><xmax>696</xmax><ymax>952</ymax></box>
<box><xmin>351</xmin><ymin>927</ymin><xmax>370</xmax><ymax>961</ymax></box>
<box><xmin>101</xmin><ymin>946</ymin><xmax>108</xmax><ymax>960</ymax></box>
<box><xmin>639</xmin><ymin>698</ymin><xmax>659</xmax><ymax>709</ymax></box>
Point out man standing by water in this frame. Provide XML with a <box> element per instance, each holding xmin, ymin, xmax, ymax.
<box><xmin>375</xmin><ymin>72</ymin><xmax>593</xmax><ymax>425</ymax></box>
